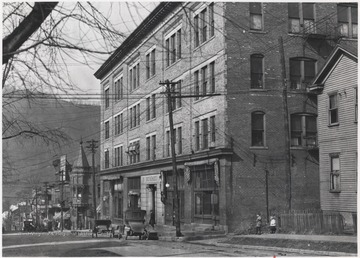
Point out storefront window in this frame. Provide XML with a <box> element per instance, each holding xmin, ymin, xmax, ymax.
<box><xmin>164</xmin><ymin>170</ymin><xmax>184</xmax><ymax>225</ymax></box>
<box><xmin>114</xmin><ymin>180</ymin><xmax>123</xmax><ymax>218</ymax></box>
<box><xmin>103</xmin><ymin>181</ymin><xmax>110</xmax><ymax>216</ymax></box>
<box><xmin>128</xmin><ymin>177</ymin><xmax>141</xmax><ymax>209</ymax></box>
<box><xmin>193</xmin><ymin>164</ymin><xmax>219</xmax><ymax>218</ymax></box>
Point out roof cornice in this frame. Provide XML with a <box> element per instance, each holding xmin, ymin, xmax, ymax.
<box><xmin>94</xmin><ymin>2</ymin><xmax>182</xmax><ymax>80</ymax></box>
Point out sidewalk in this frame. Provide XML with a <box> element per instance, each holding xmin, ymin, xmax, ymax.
<box><xmin>228</xmin><ymin>232</ymin><xmax>357</xmax><ymax>243</ymax></box>
<box><xmin>190</xmin><ymin>233</ymin><xmax>358</xmax><ymax>256</ymax></box>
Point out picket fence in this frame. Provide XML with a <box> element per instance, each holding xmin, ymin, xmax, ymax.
<box><xmin>279</xmin><ymin>210</ymin><xmax>344</xmax><ymax>234</ymax></box>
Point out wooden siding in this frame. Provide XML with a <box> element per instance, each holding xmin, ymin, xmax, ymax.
<box><xmin>317</xmin><ymin>55</ymin><xmax>358</xmax><ymax>213</ymax></box>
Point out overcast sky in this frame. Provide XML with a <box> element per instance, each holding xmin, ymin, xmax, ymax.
<box><xmin>66</xmin><ymin>2</ymin><xmax>158</xmax><ymax>97</ymax></box>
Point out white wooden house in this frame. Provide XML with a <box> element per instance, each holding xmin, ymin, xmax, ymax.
<box><xmin>310</xmin><ymin>45</ymin><xmax>357</xmax><ymax>232</ymax></box>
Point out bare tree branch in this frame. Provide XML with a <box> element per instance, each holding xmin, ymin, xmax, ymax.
<box><xmin>3</xmin><ymin>2</ymin><xmax>58</xmax><ymax>64</ymax></box>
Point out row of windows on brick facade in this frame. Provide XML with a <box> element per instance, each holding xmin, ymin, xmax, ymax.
<box><xmin>104</xmin><ymin>3</ymin><xmax>357</xmax><ymax>108</ymax></box>
<box><xmin>104</xmin><ymin>90</ymin><xmax>183</xmax><ymax>140</ymax></box>
<box><xmin>251</xmin><ymin>3</ymin><xmax>357</xmax><ymax>39</ymax></box>
<box><xmin>103</xmin><ymin>116</ymin><xmax>217</xmax><ymax>169</ymax></box>
<box><xmin>251</xmin><ymin>55</ymin><xmax>317</xmax><ymax>90</ymax></box>
<box><xmin>109</xmin><ymin>88</ymin><xmax>356</xmax><ymax>147</ymax></box>
<box><xmin>251</xmin><ymin>112</ymin><xmax>317</xmax><ymax>148</ymax></box>
<box><xmin>105</xmin><ymin>54</ymin><xmax>316</xmax><ymax>112</ymax></box>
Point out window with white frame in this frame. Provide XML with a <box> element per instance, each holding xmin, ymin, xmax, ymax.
<box><xmin>194</xmin><ymin>116</ymin><xmax>215</xmax><ymax>151</ymax></box>
<box><xmin>129</xmin><ymin>103</ymin><xmax>140</xmax><ymax>129</ymax></box>
<box><xmin>194</xmin><ymin>62</ymin><xmax>216</xmax><ymax>100</ymax></box>
<box><xmin>210</xmin><ymin>116</ymin><xmax>216</xmax><ymax>144</ymax></box>
<box><xmin>165</xmin><ymin>126</ymin><xmax>182</xmax><ymax>156</ymax></box>
<box><xmin>251</xmin><ymin>111</ymin><xmax>265</xmax><ymax>147</ymax></box>
<box><xmin>104</xmin><ymin>87</ymin><xmax>110</xmax><ymax>108</ymax></box>
<box><xmin>289</xmin><ymin>57</ymin><xmax>316</xmax><ymax>90</ymax></box>
<box><xmin>355</xmin><ymin>87</ymin><xmax>358</xmax><ymax>122</ymax></box>
<box><xmin>288</xmin><ymin>3</ymin><xmax>315</xmax><ymax>34</ymax></box>
<box><xmin>166</xmin><ymin>82</ymin><xmax>181</xmax><ymax>112</ymax></box>
<box><xmin>105</xmin><ymin>121</ymin><xmax>110</xmax><ymax>139</ymax></box>
<box><xmin>114</xmin><ymin>146</ymin><xmax>123</xmax><ymax>167</ymax></box>
<box><xmin>146</xmin><ymin>134</ymin><xmax>156</xmax><ymax>161</ymax></box>
<box><xmin>209</xmin><ymin>3</ymin><xmax>215</xmax><ymax>37</ymax></box>
<box><xmin>290</xmin><ymin>114</ymin><xmax>317</xmax><ymax>147</ymax></box>
<box><xmin>195</xmin><ymin>121</ymin><xmax>200</xmax><ymax>151</ymax></box>
<box><xmin>129</xmin><ymin>62</ymin><xmax>140</xmax><ymax>91</ymax></box>
<box><xmin>337</xmin><ymin>4</ymin><xmax>358</xmax><ymax>38</ymax></box>
<box><xmin>330</xmin><ymin>154</ymin><xmax>341</xmax><ymax>192</ymax></box>
<box><xmin>114</xmin><ymin>76</ymin><xmax>123</xmax><ymax>101</ymax></box>
<box><xmin>202</xmin><ymin>118</ymin><xmax>209</xmax><ymax>150</ymax></box>
<box><xmin>146</xmin><ymin>97</ymin><xmax>151</xmax><ymax>121</ymax></box>
<box><xmin>194</xmin><ymin>4</ymin><xmax>215</xmax><ymax>47</ymax></box>
<box><xmin>146</xmin><ymin>49</ymin><xmax>156</xmax><ymax>79</ymax></box>
<box><xmin>114</xmin><ymin>113</ymin><xmax>124</xmax><ymax>135</ymax></box>
<box><xmin>104</xmin><ymin>149</ymin><xmax>110</xmax><ymax>169</ymax></box>
<box><xmin>165</xmin><ymin>28</ymin><xmax>181</xmax><ymax>67</ymax></box>
<box><xmin>165</xmin><ymin>130</ymin><xmax>170</xmax><ymax>157</ymax></box>
<box><xmin>128</xmin><ymin>140</ymin><xmax>140</xmax><ymax>164</ymax></box>
<box><xmin>177</xmin><ymin>126</ymin><xmax>182</xmax><ymax>154</ymax></box>
<box><xmin>329</xmin><ymin>93</ymin><xmax>339</xmax><ymax>125</ymax></box>
<box><xmin>250</xmin><ymin>3</ymin><xmax>263</xmax><ymax>30</ymax></box>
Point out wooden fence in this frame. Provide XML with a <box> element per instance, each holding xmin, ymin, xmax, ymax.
<box><xmin>279</xmin><ymin>210</ymin><xmax>344</xmax><ymax>234</ymax></box>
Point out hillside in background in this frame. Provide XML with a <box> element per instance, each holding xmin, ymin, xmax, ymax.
<box><xmin>3</xmin><ymin>98</ymin><xmax>101</xmax><ymax>210</ymax></box>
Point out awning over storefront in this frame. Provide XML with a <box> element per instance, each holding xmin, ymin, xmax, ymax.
<box><xmin>184</xmin><ymin>158</ymin><xmax>219</xmax><ymax>185</ymax></box>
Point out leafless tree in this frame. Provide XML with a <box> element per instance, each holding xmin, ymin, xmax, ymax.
<box><xmin>2</xmin><ymin>2</ymin><xmax>155</xmax><ymax>188</ymax></box>
<box><xmin>2</xmin><ymin>2</ymin><xmax>137</xmax><ymax>143</ymax></box>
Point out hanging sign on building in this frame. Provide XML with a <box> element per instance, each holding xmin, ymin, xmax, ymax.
<box><xmin>142</xmin><ymin>175</ymin><xmax>159</xmax><ymax>184</ymax></box>
<box><xmin>60</xmin><ymin>155</ymin><xmax>67</xmax><ymax>181</ymax></box>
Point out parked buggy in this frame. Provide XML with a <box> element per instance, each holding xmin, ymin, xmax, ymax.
<box><xmin>92</xmin><ymin>220</ymin><xmax>114</xmax><ymax>238</ymax></box>
<box><xmin>123</xmin><ymin>209</ymin><xmax>147</xmax><ymax>240</ymax></box>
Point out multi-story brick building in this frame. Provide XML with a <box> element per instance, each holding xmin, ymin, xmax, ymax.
<box><xmin>94</xmin><ymin>2</ymin><xmax>357</xmax><ymax>232</ymax></box>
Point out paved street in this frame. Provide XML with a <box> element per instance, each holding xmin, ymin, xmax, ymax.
<box><xmin>2</xmin><ymin>233</ymin><xmax>316</xmax><ymax>257</ymax></box>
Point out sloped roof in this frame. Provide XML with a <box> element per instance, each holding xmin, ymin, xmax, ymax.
<box><xmin>312</xmin><ymin>45</ymin><xmax>358</xmax><ymax>85</ymax></box>
<box><xmin>73</xmin><ymin>141</ymin><xmax>90</xmax><ymax>169</ymax></box>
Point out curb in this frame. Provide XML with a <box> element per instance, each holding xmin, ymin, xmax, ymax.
<box><xmin>159</xmin><ymin>234</ymin><xmax>226</xmax><ymax>242</ymax></box>
<box><xmin>195</xmin><ymin>241</ymin><xmax>357</xmax><ymax>257</ymax></box>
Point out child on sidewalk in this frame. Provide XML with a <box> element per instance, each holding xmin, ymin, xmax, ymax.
<box><xmin>270</xmin><ymin>216</ymin><xmax>276</xmax><ymax>234</ymax></box>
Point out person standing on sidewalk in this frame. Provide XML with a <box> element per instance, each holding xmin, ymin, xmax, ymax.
<box><xmin>270</xmin><ymin>216</ymin><xmax>276</xmax><ymax>233</ymax></box>
<box><xmin>256</xmin><ymin>214</ymin><xmax>262</xmax><ymax>235</ymax></box>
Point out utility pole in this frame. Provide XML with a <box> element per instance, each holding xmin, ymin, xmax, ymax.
<box><xmin>44</xmin><ymin>182</ymin><xmax>48</xmax><ymax>219</ymax></box>
<box><xmin>86</xmin><ymin>139</ymin><xmax>98</xmax><ymax>220</ymax></box>
<box><xmin>35</xmin><ymin>187</ymin><xmax>39</xmax><ymax>229</ymax></box>
<box><xmin>160</xmin><ymin>80</ymin><xmax>182</xmax><ymax>237</ymax></box>
<box><xmin>60</xmin><ymin>170</ymin><xmax>64</xmax><ymax>232</ymax></box>
<box><xmin>278</xmin><ymin>36</ymin><xmax>292</xmax><ymax>212</ymax></box>
<box><xmin>265</xmin><ymin>169</ymin><xmax>269</xmax><ymax>222</ymax></box>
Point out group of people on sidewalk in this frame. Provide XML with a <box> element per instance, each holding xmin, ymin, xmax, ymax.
<box><xmin>255</xmin><ymin>214</ymin><xmax>277</xmax><ymax>235</ymax></box>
